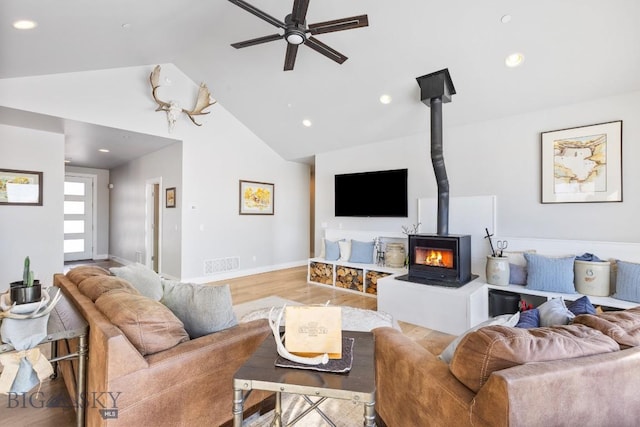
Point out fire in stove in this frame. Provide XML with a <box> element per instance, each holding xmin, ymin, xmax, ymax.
<box><xmin>417</xmin><ymin>248</ymin><xmax>454</xmax><ymax>268</ymax></box>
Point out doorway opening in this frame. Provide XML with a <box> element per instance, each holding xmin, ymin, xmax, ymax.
<box><xmin>145</xmin><ymin>178</ymin><xmax>162</xmax><ymax>273</ymax></box>
<box><xmin>64</xmin><ymin>174</ymin><xmax>96</xmax><ymax>262</ymax></box>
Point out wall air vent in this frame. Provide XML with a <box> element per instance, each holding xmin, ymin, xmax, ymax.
<box><xmin>204</xmin><ymin>257</ymin><xmax>240</xmax><ymax>275</ymax></box>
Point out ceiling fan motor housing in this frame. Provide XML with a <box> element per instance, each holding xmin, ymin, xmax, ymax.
<box><xmin>285</xmin><ymin>14</ymin><xmax>306</xmax><ymax>45</ymax></box>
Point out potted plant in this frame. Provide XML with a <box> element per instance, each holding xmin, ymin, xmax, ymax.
<box><xmin>9</xmin><ymin>256</ymin><xmax>42</xmax><ymax>305</ymax></box>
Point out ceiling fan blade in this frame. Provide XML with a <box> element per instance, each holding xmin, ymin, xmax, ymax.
<box><xmin>231</xmin><ymin>33</ymin><xmax>283</xmax><ymax>49</ymax></box>
<box><xmin>308</xmin><ymin>14</ymin><xmax>369</xmax><ymax>35</ymax></box>
<box><xmin>304</xmin><ymin>37</ymin><xmax>348</xmax><ymax>64</ymax></box>
<box><xmin>227</xmin><ymin>0</ymin><xmax>286</xmax><ymax>29</ymax></box>
<box><xmin>284</xmin><ymin>44</ymin><xmax>299</xmax><ymax>71</ymax></box>
<box><xmin>291</xmin><ymin>0</ymin><xmax>310</xmax><ymax>23</ymax></box>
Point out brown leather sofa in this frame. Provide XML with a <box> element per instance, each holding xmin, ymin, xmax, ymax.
<box><xmin>374</xmin><ymin>307</ymin><xmax>640</xmax><ymax>427</ymax></box>
<box><xmin>54</xmin><ymin>267</ymin><xmax>273</xmax><ymax>426</ymax></box>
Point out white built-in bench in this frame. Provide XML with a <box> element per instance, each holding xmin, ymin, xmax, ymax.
<box><xmin>377</xmin><ymin>236</ymin><xmax>640</xmax><ymax>335</ymax></box>
<box><xmin>307</xmin><ymin>229</ymin><xmax>408</xmax><ymax>297</ymax></box>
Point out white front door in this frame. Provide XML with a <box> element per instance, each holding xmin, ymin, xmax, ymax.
<box><xmin>64</xmin><ymin>175</ymin><xmax>94</xmax><ymax>261</ymax></box>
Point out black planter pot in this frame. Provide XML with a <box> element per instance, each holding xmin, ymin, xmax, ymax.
<box><xmin>9</xmin><ymin>280</ymin><xmax>42</xmax><ymax>305</ymax></box>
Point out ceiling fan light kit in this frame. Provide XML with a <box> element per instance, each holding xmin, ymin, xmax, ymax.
<box><xmin>228</xmin><ymin>0</ymin><xmax>368</xmax><ymax>71</ymax></box>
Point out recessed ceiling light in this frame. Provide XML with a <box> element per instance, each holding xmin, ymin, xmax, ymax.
<box><xmin>379</xmin><ymin>94</ymin><xmax>392</xmax><ymax>104</ymax></box>
<box><xmin>302</xmin><ymin>119</ymin><xmax>312</xmax><ymax>127</ymax></box>
<box><xmin>500</xmin><ymin>15</ymin><xmax>512</xmax><ymax>24</ymax></box>
<box><xmin>64</xmin><ymin>159</ymin><xmax>71</xmax><ymax>164</ymax></box>
<box><xmin>121</xmin><ymin>23</ymin><xmax>132</xmax><ymax>29</ymax></box>
<box><xmin>13</xmin><ymin>20</ymin><xmax>38</xmax><ymax>30</ymax></box>
<box><xmin>98</xmin><ymin>148</ymin><xmax>110</xmax><ymax>153</ymax></box>
<box><xmin>505</xmin><ymin>52</ymin><xmax>525</xmax><ymax>68</ymax></box>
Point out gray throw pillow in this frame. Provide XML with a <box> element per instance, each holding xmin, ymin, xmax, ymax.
<box><xmin>110</xmin><ymin>263</ymin><xmax>164</xmax><ymax>301</ymax></box>
<box><xmin>161</xmin><ymin>280</ymin><xmax>238</xmax><ymax>338</ymax></box>
<box><xmin>524</xmin><ymin>253</ymin><xmax>576</xmax><ymax>293</ymax></box>
<box><xmin>537</xmin><ymin>297</ymin><xmax>575</xmax><ymax>327</ymax></box>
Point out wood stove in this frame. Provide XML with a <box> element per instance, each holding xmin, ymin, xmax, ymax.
<box><xmin>403</xmin><ymin>234</ymin><xmax>473</xmax><ymax>287</ymax></box>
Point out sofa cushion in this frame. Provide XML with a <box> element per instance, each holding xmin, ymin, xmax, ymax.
<box><xmin>438</xmin><ymin>312</ymin><xmax>520</xmax><ymax>363</ymax></box>
<box><xmin>78</xmin><ymin>275</ymin><xmax>140</xmax><ymax>302</ymax></box>
<box><xmin>524</xmin><ymin>253</ymin><xmax>576</xmax><ymax>293</ymax></box>
<box><xmin>66</xmin><ymin>265</ymin><xmax>111</xmax><ymax>284</ymax></box>
<box><xmin>349</xmin><ymin>240</ymin><xmax>375</xmax><ymax>264</ymax></box>
<box><xmin>613</xmin><ymin>260</ymin><xmax>640</xmax><ymax>303</ymax></box>
<box><xmin>537</xmin><ymin>297</ymin><xmax>575</xmax><ymax>327</ymax></box>
<box><xmin>449</xmin><ymin>324</ymin><xmax>620</xmax><ymax>392</ymax></box>
<box><xmin>161</xmin><ymin>280</ymin><xmax>238</xmax><ymax>338</ymax></box>
<box><xmin>95</xmin><ymin>290</ymin><xmax>189</xmax><ymax>356</ymax></box>
<box><xmin>573</xmin><ymin>306</ymin><xmax>640</xmax><ymax>348</ymax></box>
<box><xmin>110</xmin><ymin>263</ymin><xmax>164</xmax><ymax>301</ymax></box>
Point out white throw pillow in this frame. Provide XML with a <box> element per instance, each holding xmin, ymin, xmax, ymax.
<box><xmin>438</xmin><ymin>312</ymin><xmax>520</xmax><ymax>363</ymax></box>
<box><xmin>339</xmin><ymin>240</ymin><xmax>352</xmax><ymax>261</ymax></box>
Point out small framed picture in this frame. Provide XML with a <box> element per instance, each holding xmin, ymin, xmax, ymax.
<box><xmin>0</xmin><ymin>169</ymin><xmax>43</xmax><ymax>206</ymax></box>
<box><xmin>541</xmin><ymin>120</ymin><xmax>622</xmax><ymax>203</ymax></box>
<box><xmin>166</xmin><ymin>187</ymin><xmax>176</xmax><ymax>208</ymax></box>
<box><xmin>239</xmin><ymin>180</ymin><xmax>274</xmax><ymax>215</ymax></box>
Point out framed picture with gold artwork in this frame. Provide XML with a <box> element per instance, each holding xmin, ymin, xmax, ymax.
<box><xmin>0</xmin><ymin>169</ymin><xmax>43</xmax><ymax>206</ymax></box>
<box><xmin>166</xmin><ymin>187</ymin><xmax>176</xmax><ymax>208</ymax></box>
<box><xmin>541</xmin><ymin>120</ymin><xmax>622</xmax><ymax>203</ymax></box>
<box><xmin>239</xmin><ymin>180</ymin><xmax>274</xmax><ymax>215</ymax></box>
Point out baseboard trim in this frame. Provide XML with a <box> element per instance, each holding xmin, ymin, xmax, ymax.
<box><xmin>183</xmin><ymin>260</ymin><xmax>307</xmax><ymax>284</ymax></box>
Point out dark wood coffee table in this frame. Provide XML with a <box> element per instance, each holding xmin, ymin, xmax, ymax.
<box><xmin>233</xmin><ymin>330</ymin><xmax>375</xmax><ymax>426</ymax></box>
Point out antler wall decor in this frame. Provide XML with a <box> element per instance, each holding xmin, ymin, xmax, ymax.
<box><xmin>150</xmin><ymin>65</ymin><xmax>217</xmax><ymax>132</ymax></box>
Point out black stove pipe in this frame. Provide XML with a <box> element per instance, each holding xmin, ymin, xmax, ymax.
<box><xmin>430</xmin><ymin>97</ymin><xmax>449</xmax><ymax>235</ymax></box>
<box><xmin>416</xmin><ymin>69</ymin><xmax>456</xmax><ymax>236</ymax></box>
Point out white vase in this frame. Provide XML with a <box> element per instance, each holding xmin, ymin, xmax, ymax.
<box><xmin>486</xmin><ymin>256</ymin><xmax>510</xmax><ymax>286</ymax></box>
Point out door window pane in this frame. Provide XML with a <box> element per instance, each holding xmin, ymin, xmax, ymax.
<box><xmin>64</xmin><ymin>239</ymin><xmax>85</xmax><ymax>253</ymax></box>
<box><xmin>64</xmin><ymin>220</ymin><xmax>85</xmax><ymax>234</ymax></box>
<box><xmin>64</xmin><ymin>181</ymin><xmax>85</xmax><ymax>196</ymax></box>
<box><xmin>64</xmin><ymin>201</ymin><xmax>85</xmax><ymax>215</ymax></box>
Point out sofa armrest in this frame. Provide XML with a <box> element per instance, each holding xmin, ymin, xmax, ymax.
<box><xmin>373</xmin><ymin>327</ymin><xmax>476</xmax><ymax>427</ymax></box>
<box><xmin>473</xmin><ymin>347</ymin><xmax>640</xmax><ymax>427</ymax></box>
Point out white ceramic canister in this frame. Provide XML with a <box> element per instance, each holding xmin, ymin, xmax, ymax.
<box><xmin>486</xmin><ymin>256</ymin><xmax>510</xmax><ymax>286</ymax></box>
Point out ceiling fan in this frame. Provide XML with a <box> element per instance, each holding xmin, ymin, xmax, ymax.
<box><xmin>228</xmin><ymin>0</ymin><xmax>368</xmax><ymax>71</ymax></box>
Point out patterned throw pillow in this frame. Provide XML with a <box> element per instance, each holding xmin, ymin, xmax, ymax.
<box><xmin>515</xmin><ymin>308</ymin><xmax>540</xmax><ymax>329</ymax></box>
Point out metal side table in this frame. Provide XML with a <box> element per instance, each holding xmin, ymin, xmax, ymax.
<box><xmin>0</xmin><ymin>286</ymin><xmax>88</xmax><ymax>427</ymax></box>
<box><xmin>233</xmin><ymin>330</ymin><xmax>376</xmax><ymax>427</ymax></box>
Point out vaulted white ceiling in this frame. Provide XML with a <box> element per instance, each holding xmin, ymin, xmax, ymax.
<box><xmin>2</xmin><ymin>0</ymin><xmax>639</xmax><ymax>167</ymax></box>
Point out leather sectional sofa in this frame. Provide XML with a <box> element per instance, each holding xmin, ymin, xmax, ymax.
<box><xmin>374</xmin><ymin>307</ymin><xmax>640</xmax><ymax>426</ymax></box>
<box><xmin>54</xmin><ymin>266</ymin><xmax>273</xmax><ymax>426</ymax></box>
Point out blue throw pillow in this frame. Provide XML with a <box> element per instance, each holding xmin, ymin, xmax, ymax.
<box><xmin>566</xmin><ymin>295</ymin><xmax>596</xmax><ymax>316</ymax></box>
<box><xmin>349</xmin><ymin>240</ymin><xmax>375</xmax><ymax>264</ymax></box>
<box><xmin>515</xmin><ymin>308</ymin><xmax>540</xmax><ymax>329</ymax></box>
<box><xmin>509</xmin><ymin>264</ymin><xmax>527</xmax><ymax>285</ymax></box>
<box><xmin>613</xmin><ymin>260</ymin><xmax>640</xmax><ymax>303</ymax></box>
<box><xmin>524</xmin><ymin>253</ymin><xmax>576</xmax><ymax>294</ymax></box>
<box><xmin>325</xmin><ymin>240</ymin><xmax>341</xmax><ymax>261</ymax></box>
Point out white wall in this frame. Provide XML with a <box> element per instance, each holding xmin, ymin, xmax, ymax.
<box><xmin>110</xmin><ymin>142</ymin><xmax>182</xmax><ymax>277</ymax></box>
<box><xmin>0</xmin><ymin>124</ymin><xmax>64</xmax><ymax>290</ymax></box>
<box><xmin>65</xmin><ymin>166</ymin><xmax>110</xmax><ymax>259</ymax></box>
<box><xmin>315</xmin><ymin>90</ymin><xmax>640</xmax><ymax>253</ymax></box>
<box><xmin>0</xmin><ymin>64</ymin><xmax>310</xmax><ymax>282</ymax></box>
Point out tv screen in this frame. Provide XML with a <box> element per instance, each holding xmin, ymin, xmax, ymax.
<box><xmin>334</xmin><ymin>169</ymin><xmax>408</xmax><ymax>217</ymax></box>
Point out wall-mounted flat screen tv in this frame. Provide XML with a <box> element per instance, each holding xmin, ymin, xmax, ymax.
<box><xmin>334</xmin><ymin>168</ymin><xmax>408</xmax><ymax>217</ymax></box>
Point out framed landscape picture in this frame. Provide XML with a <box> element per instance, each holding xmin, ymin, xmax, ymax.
<box><xmin>0</xmin><ymin>169</ymin><xmax>43</xmax><ymax>206</ymax></box>
<box><xmin>541</xmin><ymin>120</ymin><xmax>622</xmax><ymax>203</ymax></box>
<box><xmin>239</xmin><ymin>180</ymin><xmax>274</xmax><ymax>215</ymax></box>
<box><xmin>166</xmin><ymin>187</ymin><xmax>176</xmax><ymax>208</ymax></box>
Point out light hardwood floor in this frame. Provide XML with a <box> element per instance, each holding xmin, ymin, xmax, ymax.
<box><xmin>1</xmin><ymin>265</ymin><xmax>451</xmax><ymax>426</ymax></box>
